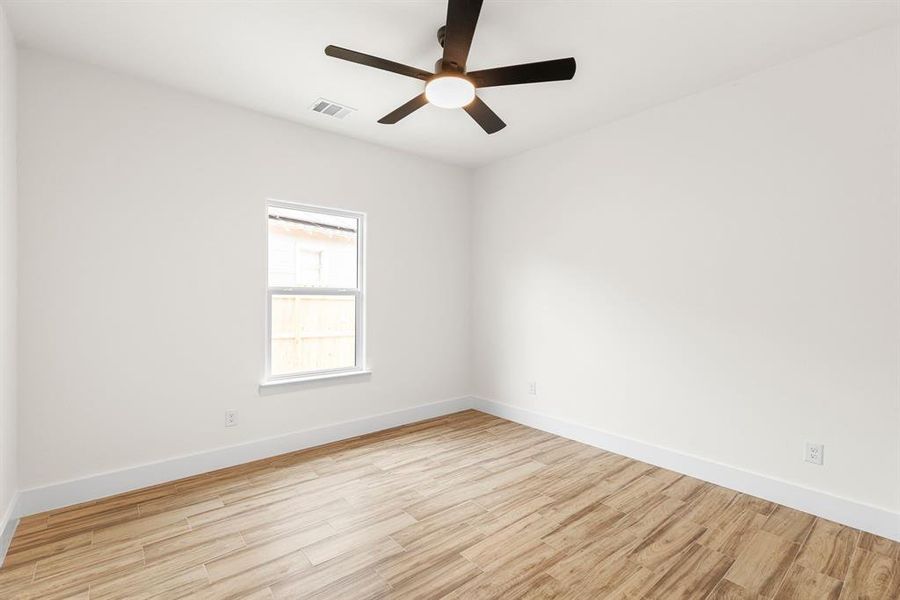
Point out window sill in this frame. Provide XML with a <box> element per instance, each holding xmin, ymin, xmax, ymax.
<box><xmin>259</xmin><ymin>369</ymin><xmax>372</xmax><ymax>390</ymax></box>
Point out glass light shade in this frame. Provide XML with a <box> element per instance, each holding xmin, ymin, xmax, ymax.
<box><xmin>425</xmin><ymin>76</ymin><xmax>476</xmax><ymax>109</ymax></box>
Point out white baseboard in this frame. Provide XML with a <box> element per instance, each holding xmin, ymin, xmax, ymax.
<box><xmin>0</xmin><ymin>492</ymin><xmax>20</xmax><ymax>565</ymax></box>
<box><xmin>14</xmin><ymin>396</ymin><xmax>475</xmax><ymax>520</ymax></box>
<box><xmin>472</xmin><ymin>397</ymin><xmax>900</xmax><ymax>542</ymax></box>
<box><xmin>8</xmin><ymin>393</ymin><xmax>898</xmax><ymax>556</ymax></box>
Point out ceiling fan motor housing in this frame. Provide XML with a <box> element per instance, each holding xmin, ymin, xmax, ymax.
<box><xmin>435</xmin><ymin>26</ymin><xmax>466</xmax><ymax>73</ymax></box>
<box><xmin>435</xmin><ymin>57</ymin><xmax>462</xmax><ymax>74</ymax></box>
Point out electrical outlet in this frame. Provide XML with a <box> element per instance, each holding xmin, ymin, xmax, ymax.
<box><xmin>805</xmin><ymin>442</ymin><xmax>823</xmax><ymax>465</ymax></box>
<box><xmin>528</xmin><ymin>381</ymin><xmax>537</xmax><ymax>395</ymax></box>
<box><xmin>225</xmin><ymin>409</ymin><xmax>238</xmax><ymax>428</ymax></box>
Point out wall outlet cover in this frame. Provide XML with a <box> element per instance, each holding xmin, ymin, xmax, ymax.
<box><xmin>805</xmin><ymin>442</ymin><xmax>824</xmax><ymax>465</ymax></box>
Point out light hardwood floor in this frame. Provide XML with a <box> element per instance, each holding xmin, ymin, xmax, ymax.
<box><xmin>1</xmin><ymin>410</ymin><xmax>898</xmax><ymax>599</ymax></box>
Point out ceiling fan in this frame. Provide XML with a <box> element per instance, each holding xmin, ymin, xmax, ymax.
<box><xmin>324</xmin><ymin>0</ymin><xmax>576</xmax><ymax>134</ymax></box>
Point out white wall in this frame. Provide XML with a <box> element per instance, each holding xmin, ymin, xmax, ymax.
<box><xmin>12</xmin><ymin>22</ymin><xmax>900</xmax><ymax>529</ymax></box>
<box><xmin>16</xmin><ymin>50</ymin><xmax>471</xmax><ymax>491</ymax></box>
<box><xmin>0</xmin><ymin>6</ymin><xmax>18</xmax><ymax>525</ymax></box>
<box><xmin>472</xmin><ymin>26</ymin><xmax>900</xmax><ymax>514</ymax></box>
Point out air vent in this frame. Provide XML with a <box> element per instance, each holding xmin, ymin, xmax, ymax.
<box><xmin>310</xmin><ymin>98</ymin><xmax>356</xmax><ymax>120</ymax></box>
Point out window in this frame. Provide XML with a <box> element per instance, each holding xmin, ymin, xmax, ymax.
<box><xmin>265</xmin><ymin>201</ymin><xmax>365</xmax><ymax>383</ymax></box>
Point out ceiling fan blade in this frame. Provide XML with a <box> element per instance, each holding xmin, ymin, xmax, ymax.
<box><xmin>463</xmin><ymin>96</ymin><xmax>505</xmax><ymax>134</ymax></box>
<box><xmin>442</xmin><ymin>0</ymin><xmax>483</xmax><ymax>71</ymax></box>
<box><xmin>378</xmin><ymin>94</ymin><xmax>429</xmax><ymax>124</ymax></box>
<box><xmin>467</xmin><ymin>58</ymin><xmax>576</xmax><ymax>88</ymax></box>
<box><xmin>325</xmin><ymin>45</ymin><xmax>432</xmax><ymax>81</ymax></box>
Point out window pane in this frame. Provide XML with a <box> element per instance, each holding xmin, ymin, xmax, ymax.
<box><xmin>270</xmin><ymin>294</ymin><xmax>356</xmax><ymax>376</ymax></box>
<box><xmin>268</xmin><ymin>206</ymin><xmax>358</xmax><ymax>288</ymax></box>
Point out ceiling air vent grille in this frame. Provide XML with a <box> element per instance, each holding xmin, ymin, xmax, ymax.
<box><xmin>310</xmin><ymin>98</ymin><xmax>356</xmax><ymax>120</ymax></box>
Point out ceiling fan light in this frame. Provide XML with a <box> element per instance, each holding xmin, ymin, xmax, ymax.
<box><xmin>425</xmin><ymin>76</ymin><xmax>476</xmax><ymax>109</ymax></box>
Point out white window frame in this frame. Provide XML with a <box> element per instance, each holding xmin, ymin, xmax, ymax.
<box><xmin>263</xmin><ymin>199</ymin><xmax>367</xmax><ymax>385</ymax></box>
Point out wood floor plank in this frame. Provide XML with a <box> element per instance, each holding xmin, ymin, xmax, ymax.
<box><xmin>377</xmin><ymin>522</ymin><xmax>482</xmax><ymax>586</ymax></box>
<box><xmin>295</xmin><ymin>567</ymin><xmax>390</xmax><ymax>600</ymax></box>
<box><xmin>0</xmin><ymin>562</ymin><xmax>36</xmax><ymax>596</ymax></box>
<box><xmin>703</xmin><ymin>493</ymin><xmax>775</xmax><ymax>532</ymax></box>
<box><xmin>681</xmin><ymin>485</ymin><xmax>739</xmax><ymax>525</ymax></box>
<box><xmin>461</xmin><ymin>511</ymin><xmax>557</xmax><ymax>569</ymax></box>
<box><xmin>269</xmin><ymin>538</ymin><xmax>403</xmax><ymax>599</ymax></box>
<box><xmin>604</xmin><ymin>460</ymin><xmax>656</xmax><ymax>488</ymax></box>
<box><xmin>628</xmin><ymin>512</ymin><xmax>707</xmax><ymax>571</ymax></box>
<box><xmin>0</xmin><ymin>409</ymin><xmax>897</xmax><ymax>599</ymax></box>
<box><xmin>725</xmin><ymin>531</ymin><xmax>799</xmax><ymax>598</ymax></box>
<box><xmin>721</xmin><ymin>529</ymin><xmax>800</xmax><ymax>597</ymax></box>
<box><xmin>707</xmin><ymin>578</ymin><xmax>757</xmax><ymax>599</ymax></box>
<box><xmin>32</xmin><ymin>538</ymin><xmax>142</xmax><ymax>581</ymax></box>
<box><xmin>563</xmin><ymin>556</ymin><xmax>653</xmax><ymax>599</ymax></box>
<box><xmin>386</xmin><ymin>553</ymin><xmax>480</xmax><ymax>600</ymax></box>
<box><xmin>7</xmin><ymin>505</ymin><xmax>140</xmax><ymax>555</ymax></box>
<box><xmin>601</xmin><ymin>474</ymin><xmax>668</xmax><ymax>514</ymax></box>
<box><xmin>540</xmin><ymin>501</ymin><xmax>626</xmax><ymax>553</ymax></box>
<box><xmin>45</xmin><ymin>486</ymin><xmax>173</xmax><ymax>525</ymax></box>
<box><xmin>190</xmin><ymin>549</ymin><xmax>312</xmax><ymax>600</ymax></box>
<box><xmin>698</xmin><ymin>509</ymin><xmax>768</xmax><ymax>558</ymax></box>
<box><xmin>238</xmin><ymin>498</ymin><xmax>349</xmax><ymax>545</ymax></box>
<box><xmin>645</xmin><ymin>467</ymin><xmax>684</xmax><ymax>486</ymax></box>
<box><xmin>90</xmin><ymin>563</ymin><xmax>210</xmax><ymax>600</ymax></box>
<box><xmin>858</xmin><ymin>531</ymin><xmax>900</xmax><ymax>560</ymax></box>
<box><xmin>763</xmin><ymin>504</ymin><xmax>817</xmax><ymax>543</ymax></box>
<box><xmin>635</xmin><ymin>542</ymin><xmax>733</xmax><ymax>600</ymax></box>
<box><xmin>539</xmin><ymin>479</ymin><xmax>617</xmax><ymax>523</ymax></box>
<box><xmin>16</xmin><ymin>548</ymin><xmax>143</xmax><ymax>600</ymax></box>
<box><xmin>838</xmin><ymin>547</ymin><xmax>899</xmax><ymax>600</ymax></box>
<box><xmin>444</xmin><ymin>539</ymin><xmax>564</xmax><ymax>599</ymax></box>
<box><xmin>230</xmin><ymin>589</ymin><xmax>274</xmax><ymax>600</ymax></box>
<box><xmin>795</xmin><ymin>518</ymin><xmax>858</xmax><ymax>580</ymax></box>
<box><xmin>204</xmin><ymin>527</ymin><xmax>324</xmax><ymax>583</ymax></box>
<box><xmin>617</xmin><ymin>492</ymin><xmax>687</xmax><ymax>539</ymax></box>
<box><xmin>390</xmin><ymin>500</ymin><xmax>485</xmax><ymax>548</ymax></box>
<box><xmin>301</xmin><ymin>511</ymin><xmax>416</xmax><ymax>565</ymax></box>
<box><xmin>12</xmin><ymin>516</ymin><xmax>48</xmax><ymax>536</ymax></box>
<box><xmin>545</xmin><ymin>532</ymin><xmax>642</xmax><ymax>593</ymax></box>
<box><xmin>505</xmin><ymin>572</ymin><xmax>570</xmax><ymax>599</ymax></box>
<box><xmin>662</xmin><ymin>474</ymin><xmax>711</xmax><ymax>502</ymax></box>
<box><xmin>1</xmin><ymin>531</ymin><xmax>93</xmax><ymax>569</ymax></box>
<box><xmin>774</xmin><ymin>562</ymin><xmax>843</xmax><ymax>599</ymax></box>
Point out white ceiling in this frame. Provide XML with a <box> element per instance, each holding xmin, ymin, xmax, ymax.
<box><xmin>3</xmin><ymin>1</ymin><xmax>898</xmax><ymax>167</ymax></box>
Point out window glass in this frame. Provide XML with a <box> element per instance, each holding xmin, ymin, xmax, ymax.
<box><xmin>267</xmin><ymin>206</ymin><xmax>357</xmax><ymax>288</ymax></box>
<box><xmin>270</xmin><ymin>294</ymin><xmax>356</xmax><ymax>376</ymax></box>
